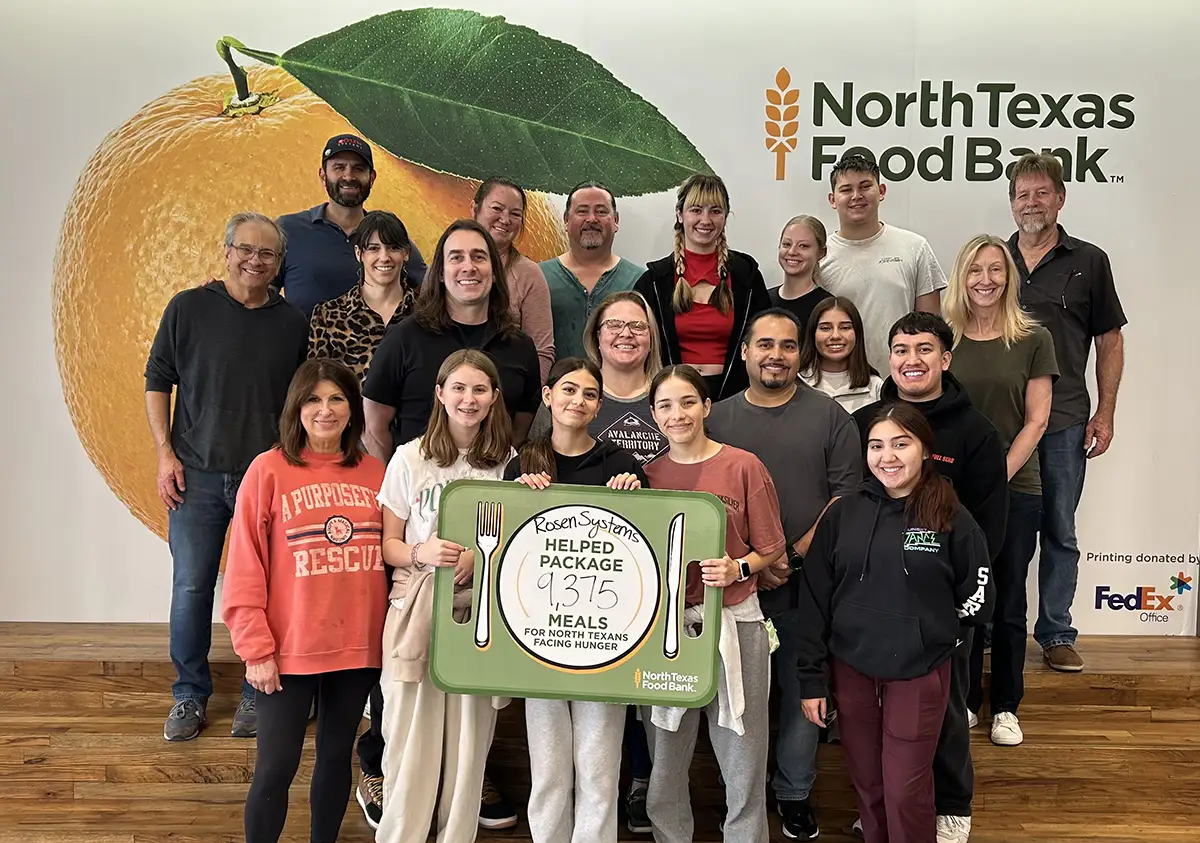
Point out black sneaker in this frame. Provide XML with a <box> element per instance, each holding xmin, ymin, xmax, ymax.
<box><xmin>356</xmin><ymin>772</ymin><xmax>383</xmax><ymax>830</ymax></box>
<box><xmin>478</xmin><ymin>773</ymin><xmax>518</xmax><ymax>829</ymax></box>
<box><xmin>626</xmin><ymin>782</ymin><xmax>651</xmax><ymax>834</ymax></box>
<box><xmin>231</xmin><ymin>696</ymin><xmax>257</xmax><ymax>738</ymax></box>
<box><xmin>779</xmin><ymin>798</ymin><xmax>820</xmax><ymax>840</ymax></box>
<box><xmin>163</xmin><ymin>699</ymin><xmax>206</xmax><ymax>742</ymax></box>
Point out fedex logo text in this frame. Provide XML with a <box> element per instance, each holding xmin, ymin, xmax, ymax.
<box><xmin>1094</xmin><ymin>585</ymin><xmax>1176</xmax><ymax>611</ymax></box>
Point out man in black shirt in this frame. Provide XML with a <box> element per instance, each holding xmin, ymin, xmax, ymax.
<box><xmin>145</xmin><ymin>212</ymin><xmax>308</xmax><ymax>744</ymax></box>
<box><xmin>363</xmin><ymin>219</ymin><xmax>541</xmax><ymax>461</ymax></box>
<box><xmin>1006</xmin><ymin>153</ymin><xmax>1127</xmax><ymax>674</ymax></box>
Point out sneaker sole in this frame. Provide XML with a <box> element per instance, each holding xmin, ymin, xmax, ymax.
<box><xmin>1046</xmin><ymin>661</ymin><xmax>1084</xmax><ymax>672</ymax></box>
<box><xmin>627</xmin><ymin>821</ymin><xmax>652</xmax><ymax>834</ymax></box>
<box><xmin>478</xmin><ymin>816</ymin><xmax>519</xmax><ymax>829</ymax></box>
<box><xmin>355</xmin><ymin>787</ymin><xmax>381</xmax><ymax>831</ymax></box>
<box><xmin>781</xmin><ymin>826</ymin><xmax>820</xmax><ymax>840</ymax></box>
<box><xmin>230</xmin><ymin>726</ymin><xmax>257</xmax><ymax>738</ymax></box>
<box><xmin>163</xmin><ymin>721</ymin><xmax>206</xmax><ymax>742</ymax></box>
<box><xmin>991</xmin><ymin>732</ymin><xmax>1024</xmax><ymax>746</ymax></box>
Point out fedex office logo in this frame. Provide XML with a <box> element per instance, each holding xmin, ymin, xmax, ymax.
<box><xmin>1094</xmin><ymin>585</ymin><xmax>1177</xmax><ymax>611</ymax></box>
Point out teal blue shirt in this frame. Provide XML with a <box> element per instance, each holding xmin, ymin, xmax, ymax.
<box><xmin>540</xmin><ymin>256</ymin><xmax>644</xmax><ymax>360</ymax></box>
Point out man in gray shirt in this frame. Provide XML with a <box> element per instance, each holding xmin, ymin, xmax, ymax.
<box><xmin>707</xmin><ymin>307</ymin><xmax>862</xmax><ymax>841</ymax></box>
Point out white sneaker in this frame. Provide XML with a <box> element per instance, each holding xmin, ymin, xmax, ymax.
<box><xmin>966</xmin><ymin>709</ymin><xmax>979</xmax><ymax>728</ymax></box>
<box><xmin>851</xmin><ymin>816</ymin><xmax>863</xmax><ymax>837</ymax></box>
<box><xmin>937</xmin><ymin>814</ymin><xmax>972</xmax><ymax>843</ymax></box>
<box><xmin>991</xmin><ymin>711</ymin><xmax>1024</xmax><ymax>746</ymax></box>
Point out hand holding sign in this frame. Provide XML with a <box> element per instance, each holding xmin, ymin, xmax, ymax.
<box><xmin>431</xmin><ymin>480</ymin><xmax>726</xmax><ymax>706</ymax></box>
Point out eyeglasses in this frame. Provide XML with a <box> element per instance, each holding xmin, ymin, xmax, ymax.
<box><xmin>599</xmin><ymin>318</ymin><xmax>650</xmax><ymax>335</ymax></box>
<box><xmin>230</xmin><ymin>243</ymin><xmax>280</xmax><ymax>264</ymax></box>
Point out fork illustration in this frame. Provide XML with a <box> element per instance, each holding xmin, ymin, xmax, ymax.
<box><xmin>473</xmin><ymin>501</ymin><xmax>503</xmax><ymax>649</ymax></box>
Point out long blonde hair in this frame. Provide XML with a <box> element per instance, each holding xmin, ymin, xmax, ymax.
<box><xmin>672</xmin><ymin>174</ymin><xmax>733</xmax><ymax>315</ymax></box>
<box><xmin>943</xmin><ymin>234</ymin><xmax>1037</xmax><ymax>348</ymax></box>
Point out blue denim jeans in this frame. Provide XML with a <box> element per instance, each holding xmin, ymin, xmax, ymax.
<box><xmin>767</xmin><ymin>608</ymin><xmax>819</xmax><ymax>802</ymax></box>
<box><xmin>167</xmin><ymin>466</ymin><xmax>254</xmax><ymax>703</ymax></box>
<box><xmin>1034</xmin><ymin>423</ymin><xmax>1088</xmax><ymax>649</ymax></box>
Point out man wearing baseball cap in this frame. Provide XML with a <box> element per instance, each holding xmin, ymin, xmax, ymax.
<box><xmin>276</xmin><ymin>134</ymin><xmax>428</xmax><ymax>319</ymax></box>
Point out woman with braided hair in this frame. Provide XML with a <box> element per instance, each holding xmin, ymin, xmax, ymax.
<box><xmin>634</xmin><ymin>174</ymin><xmax>772</xmax><ymax>402</ymax></box>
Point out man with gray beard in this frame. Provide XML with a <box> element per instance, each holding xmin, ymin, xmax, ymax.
<box><xmin>1005</xmin><ymin>152</ymin><xmax>1126</xmax><ymax>676</ymax></box>
<box><xmin>541</xmin><ymin>181</ymin><xmax>645</xmax><ymax>360</ymax></box>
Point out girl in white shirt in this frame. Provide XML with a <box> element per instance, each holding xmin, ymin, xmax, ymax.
<box><xmin>375</xmin><ymin>349</ymin><xmax>516</xmax><ymax>843</ymax></box>
<box><xmin>799</xmin><ymin>295</ymin><xmax>883</xmax><ymax>414</ymax></box>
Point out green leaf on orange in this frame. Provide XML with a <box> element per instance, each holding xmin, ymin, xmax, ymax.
<box><xmin>223</xmin><ymin>8</ymin><xmax>711</xmax><ymax>195</ymax></box>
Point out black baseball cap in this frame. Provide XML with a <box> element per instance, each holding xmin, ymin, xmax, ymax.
<box><xmin>321</xmin><ymin>134</ymin><xmax>374</xmax><ymax>169</ymax></box>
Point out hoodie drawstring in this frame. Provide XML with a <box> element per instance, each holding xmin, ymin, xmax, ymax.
<box><xmin>858</xmin><ymin>497</ymin><xmax>882</xmax><ymax>582</ymax></box>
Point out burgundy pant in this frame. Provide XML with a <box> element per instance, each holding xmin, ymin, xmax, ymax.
<box><xmin>832</xmin><ymin>659</ymin><xmax>952</xmax><ymax>843</ymax></box>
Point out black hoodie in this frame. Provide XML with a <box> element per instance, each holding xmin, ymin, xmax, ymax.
<box><xmin>144</xmin><ymin>280</ymin><xmax>309</xmax><ymax>473</ymax></box>
<box><xmin>851</xmin><ymin>372</ymin><xmax>1008</xmax><ymax>562</ymax></box>
<box><xmin>504</xmin><ymin>439</ymin><xmax>649</xmax><ymax>489</ymax></box>
<box><xmin>793</xmin><ymin>478</ymin><xmax>992</xmax><ymax>698</ymax></box>
<box><xmin>634</xmin><ymin>251</ymin><xmax>772</xmax><ymax>402</ymax></box>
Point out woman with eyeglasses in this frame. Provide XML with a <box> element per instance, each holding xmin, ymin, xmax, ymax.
<box><xmin>528</xmin><ymin>291</ymin><xmax>667</xmax><ymax>466</ymax></box>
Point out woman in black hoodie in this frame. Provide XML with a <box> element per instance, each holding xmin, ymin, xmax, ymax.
<box><xmin>634</xmin><ymin>174</ymin><xmax>771</xmax><ymax>402</ymax></box>
<box><xmin>796</xmin><ymin>403</ymin><xmax>991</xmax><ymax>843</ymax></box>
<box><xmin>504</xmin><ymin>356</ymin><xmax>646</xmax><ymax>843</ymax></box>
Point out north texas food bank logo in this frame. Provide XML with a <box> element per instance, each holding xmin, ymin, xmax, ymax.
<box><xmin>765</xmin><ymin>68</ymin><xmax>1135</xmax><ymax>184</ymax></box>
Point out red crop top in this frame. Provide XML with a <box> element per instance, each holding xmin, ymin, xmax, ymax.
<box><xmin>676</xmin><ymin>249</ymin><xmax>734</xmax><ymax>365</ymax></box>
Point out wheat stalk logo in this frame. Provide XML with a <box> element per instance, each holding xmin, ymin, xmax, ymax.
<box><xmin>766</xmin><ymin>68</ymin><xmax>800</xmax><ymax>180</ymax></box>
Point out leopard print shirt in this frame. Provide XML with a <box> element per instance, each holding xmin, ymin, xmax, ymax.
<box><xmin>308</xmin><ymin>282</ymin><xmax>416</xmax><ymax>383</ymax></box>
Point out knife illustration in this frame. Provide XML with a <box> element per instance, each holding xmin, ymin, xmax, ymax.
<box><xmin>663</xmin><ymin>512</ymin><xmax>685</xmax><ymax>659</ymax></box>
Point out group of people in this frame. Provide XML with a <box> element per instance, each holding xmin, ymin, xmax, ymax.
<box><xmin>144</xmin><ymin>131</ymin><xmax>1126</xmax><ymax>843</ymax></box>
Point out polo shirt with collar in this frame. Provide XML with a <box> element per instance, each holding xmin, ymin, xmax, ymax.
<box><xmin>1007</xmin><ymin>224</ymin><xmax>1126</xmax><ymax>434</ymax></box>
<box><xmin>362</xmin><ymin>314</ymin><xmax>541</xmax><ymax>448</ymax></box>
<box><xmin>276</xmin><ymin>203</ymin><xmax>428</xmax><ymax>319</ymax></box>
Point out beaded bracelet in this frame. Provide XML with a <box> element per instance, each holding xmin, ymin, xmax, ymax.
<box><xmin>411</xmin><ymin>541</ymin><xmax>425</xmax><ymax>569</ymax></box>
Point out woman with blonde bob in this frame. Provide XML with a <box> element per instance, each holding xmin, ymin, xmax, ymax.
<box><xmin>635</xmin><ymin>174</ymin><xmax>771</xmax><ymax>402</ymax></box>
<box><xmin>944</xmin><ymin>234</ymin><xmax>1058</xmax><ymax>748</ymax></box>
<box><xmin>375</xmin><ymin>349</ymin><xmax>516</xmax><ymax>843</ymax></box>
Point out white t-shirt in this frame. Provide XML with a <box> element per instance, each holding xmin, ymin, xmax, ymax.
<box><xmin>801</xmin><ymin>368</ymin><xmax>884</xmax><ymax>415</ymax></box>
<box><xmin>819</xmin><ymin>223</ymin><xmax>947</xmax><ymax>374</ymax></box>
<box><xmin>377</xmin><ymin>439</ymin><xmax>514</xmax><ymax>599</ymax></box>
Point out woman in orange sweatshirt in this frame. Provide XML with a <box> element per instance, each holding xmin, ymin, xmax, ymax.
<box><xmin>222</xmin><ymin>358</ymin><xmax>388</xmax><ymax>843</ymax></box>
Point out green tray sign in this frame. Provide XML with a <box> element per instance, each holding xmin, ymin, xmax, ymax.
<box><xmin>431</xmin><ymin>479</ymin><xmax>726</xmax><ymax>707</ymax></box>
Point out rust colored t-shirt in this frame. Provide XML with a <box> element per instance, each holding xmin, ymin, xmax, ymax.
<box><xmin>645</xmin><ymin>444</ymin><xmax>786</xmax><ymax>607</ymax></box>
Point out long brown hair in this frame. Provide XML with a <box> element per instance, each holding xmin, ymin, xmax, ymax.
<box><xmin>413</xmin><ymin>219</ymin><xmax>517</xmax><ymax>336</ymax></box>
<box><xmin>672</xmin><ymin>174</ymin><xmax>733</xmax><ymax>315</ymax></box>
<box><xmin>278</xmin><ymin>358</ymin><xmax>365</xmax><ymax>467</ymax></box>
<box><xmin>518</xmin><ymin>357</ymin><xmax>603</xmax><ymax>480</ymax></box>
<box><xmin>799</xmin><ymin>296</ymin><xmax>877</xmax><ymax>389</ymax></box>
<box><xmin>867</xmin><ymin>403</ymin><xmax>959</xmax><ymax>532</ymax></box>
<box><xmin>472</xmin><ymin>176</ymin><xmax>527</xmax><ymax>270</ymax></box>
<box><xmin>421</xmin><ymin>350</ymin><xmax>513</xmax><ymax>469</ymax></box>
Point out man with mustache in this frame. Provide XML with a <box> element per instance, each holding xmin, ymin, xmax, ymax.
<box><xmin>276</xmin><ymin>135</ymin><xmax>428</xmax><ymax>319</ymax></box>
<box><xmin>1006</xmin><ymin>153</ymin><xmax>1127</xmax><ymax>675</ymax></box>
<box><xmin>820</xmin><ymin>150</ymin><xmax>947</xmax><ymax>374</ymax></box>
<box><xmin>707</xmin><ymin>308</ymin><xmax>863</xmax><ymax>841</ymax></box>
<box><xmin>542</xmin><ymin>181</ymin><xmax>645</xmax><ymax>360</ymax></box>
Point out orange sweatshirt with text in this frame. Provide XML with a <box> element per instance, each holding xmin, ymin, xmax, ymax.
<box><xmin>221</xmin><ymin>447</ymin><xmax>388</xmax><ymax>675</ymax></box>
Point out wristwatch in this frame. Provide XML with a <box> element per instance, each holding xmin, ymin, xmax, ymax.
<box><xmin>735</xmin><ymin>558</ymin><xmax>752</xmax><ymax>582</ymax></box>
<box><xmin>786</xmin><ymin>544</ymin><xmax>805</xmax><ymax>571</ymax></box>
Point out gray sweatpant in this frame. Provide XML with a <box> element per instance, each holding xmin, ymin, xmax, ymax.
<box><xmin>525</xmin><ymin>698</ymin><xmax>626</xmax><ymax>843</ymax></box>
<box><xmin>642</xmin><ymin>620</ymin><xmax>771</xmax><ymax>843</ymax></box>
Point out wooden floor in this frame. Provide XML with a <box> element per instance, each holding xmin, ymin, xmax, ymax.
<box><xmin>0</xmin><ymin>625</ymin><xmax>1197</xmax><ymax>842</ymax></box>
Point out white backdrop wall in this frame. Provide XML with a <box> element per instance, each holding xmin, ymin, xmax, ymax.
<box><xmin>2</xmin><ymin>0</ymin><xmax>1197</xmax><ymax>634</ymax></box>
